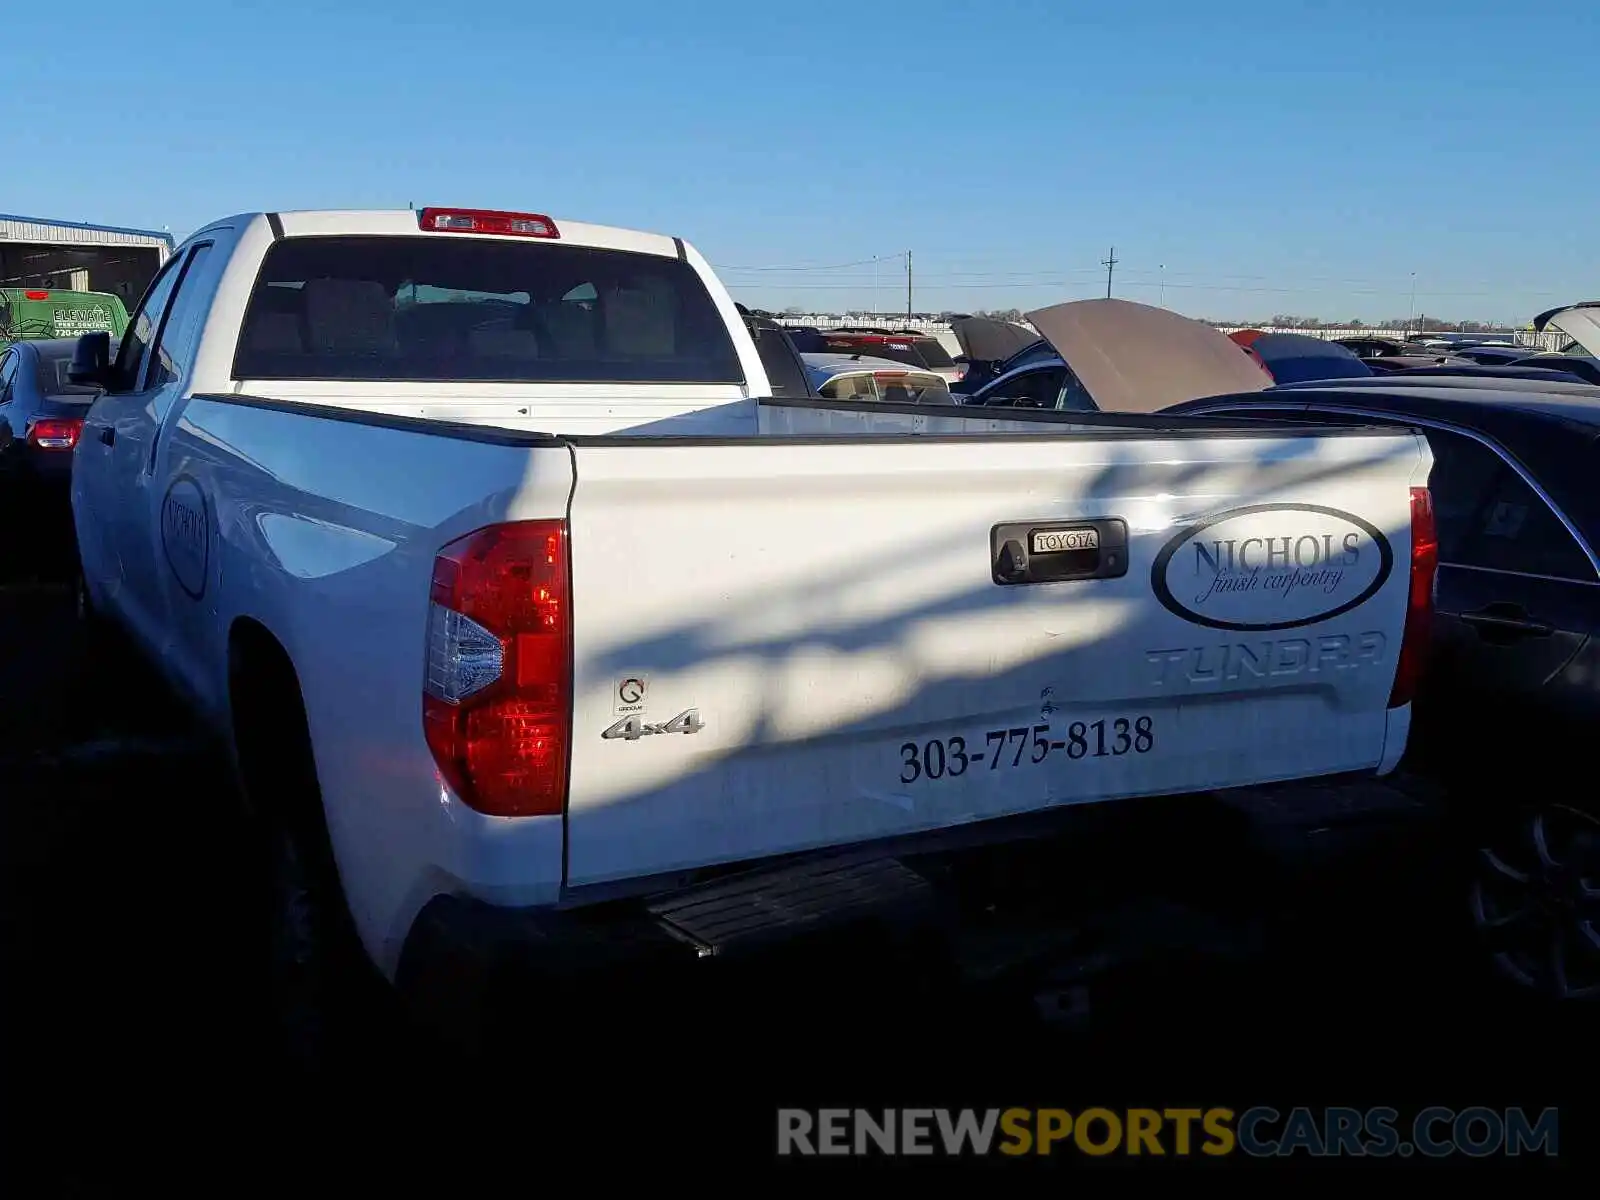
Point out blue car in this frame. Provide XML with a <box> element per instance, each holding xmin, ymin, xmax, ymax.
<box><xmin>0</xmin><ymin>337</ymin><xmax>108</xmax><ymax>577</ymax></box>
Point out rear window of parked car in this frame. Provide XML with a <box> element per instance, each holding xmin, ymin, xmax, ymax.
<box><xmin>34</xmin><ymin>348</ymin><xmax>103</xmax><ymax>397</ymax></box>
<box><xmin>819</xmin><ymin>335</ymin><xmax>952</xmax><ymax>371</ymax></box>
<box><xmin>232</xmin><ymin>236</ymin><xmax>745</xmax><ymax>384</ymax></box>
<box><xmin>818</xmin><ymin>371</ymin><xmax>951</xmax><ymax>403</ymax></box>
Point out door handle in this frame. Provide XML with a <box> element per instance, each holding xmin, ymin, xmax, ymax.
<box><xmin>99</xmin><ymin>426</ymin><xmax>116</xmax><ymax>446</ymax></box>
<box><xmin>1460</xmin><ymin>605</ymin><xmax>1553</xmax><ymax>640</ymax></box>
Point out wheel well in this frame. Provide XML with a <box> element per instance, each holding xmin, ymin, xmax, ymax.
<box><xmin>228</xmin><ymin>618</ymin><xmax>316</xmax><ymax>825</ymax></box>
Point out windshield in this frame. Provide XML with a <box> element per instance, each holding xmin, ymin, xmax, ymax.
<box><xmin>233</xmin><ymin>236</ymin><xmax>745</xmax><ymax>384</ymax></box>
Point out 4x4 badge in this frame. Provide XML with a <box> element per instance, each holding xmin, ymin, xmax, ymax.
<box><xmin>602</xmin><ymin>709</ymin><xmax>705</xmax><ymax>741</ymax></box>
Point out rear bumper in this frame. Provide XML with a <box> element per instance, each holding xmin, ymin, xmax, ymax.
<box><xmin>391</xmin><ymin>772</ymin><xmax>1430</xmax><ymax>1042</ymax></box>
<box><xmin>28</xmin><ymin>451</ymin><xmax>75</xmax><ymax>484</ymax></box>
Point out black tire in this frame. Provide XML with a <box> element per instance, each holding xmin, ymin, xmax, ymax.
<box><xmin>1463</xmin><ymin>799</ymin><xmax>1600</xmax><ymax>1005</ymax></box>
<box><xmin>232</xmin><ymin>644</ymin><xmax>395</xmax><ymax>1072</ymax></box>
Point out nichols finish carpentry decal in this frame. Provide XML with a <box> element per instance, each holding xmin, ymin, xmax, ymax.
<box><xmin>1150</xmin><ymin>503</ymin><xmax>1394</xmax><ymax>632</ymax></box>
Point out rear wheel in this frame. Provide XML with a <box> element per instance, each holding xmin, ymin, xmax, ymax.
<box><xmin>230</xmin><ymin>634</ymin><xmax>396</xmax><ymax>1071</ymax></box>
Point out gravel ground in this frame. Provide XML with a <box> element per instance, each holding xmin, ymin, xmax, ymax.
<box><xmin>0</xmin><ymin>582</ymin><xmax>1586</xmax><ymax>1182</ymax></box>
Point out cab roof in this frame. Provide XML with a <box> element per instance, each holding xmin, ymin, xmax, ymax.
<box><xmin>197</xmin><ymin>210</ymin><xmax>685</xmax><ymax>259</ymax></box>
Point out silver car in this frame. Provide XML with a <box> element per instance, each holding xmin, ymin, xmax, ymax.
<box><xmin>801</xmin><ymin>353</ymin><xmax>956</xmax><ymax>404</ymax></box>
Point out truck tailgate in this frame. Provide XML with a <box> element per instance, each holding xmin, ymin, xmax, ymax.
<box><xmin>562</xmin><ymin>429</ymin><xmax>1428</xmax><ymax>888</ymax></box>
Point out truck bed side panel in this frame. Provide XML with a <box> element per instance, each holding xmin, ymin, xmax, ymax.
<box><xmin>158</xmin><ymin>396</ymin><xmax>576</xmax><ymax>974</ymax></box>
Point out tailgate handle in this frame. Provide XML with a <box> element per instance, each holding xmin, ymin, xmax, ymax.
<box><xmin>991</xmin><ymin>518</ymin><xmax>1129</xmax><ymax>585</ymax></box>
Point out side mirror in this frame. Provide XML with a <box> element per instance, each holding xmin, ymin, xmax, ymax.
<box><xmin>67</xmin><ymin>331</ymin><xmax>113</xmax><ymax>387</ymax></box>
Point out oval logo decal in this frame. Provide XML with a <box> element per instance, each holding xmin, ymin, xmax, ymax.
<box><xmin>161</xmin><ymin>475</ymin><xmax>210</xmax><ymax>600</ymax></box>
<box><xmin>1150</xmin><ymin>503</ymin><xmax>1393</xmax><ymax>632</ymax></box>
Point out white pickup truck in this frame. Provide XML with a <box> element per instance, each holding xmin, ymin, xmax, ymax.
<box><xmin>65</xmin><ymin>206</ymin><xmax>1436</xmax><ymax>1043</ymax></box>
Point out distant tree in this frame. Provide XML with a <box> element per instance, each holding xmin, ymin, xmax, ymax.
<box><xmin>782</xmin><ymin>305</ymin><xmax>804</xmax><ymax>316</ymax></box>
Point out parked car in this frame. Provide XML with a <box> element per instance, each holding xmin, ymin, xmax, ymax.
<box><xmin>1451</xmin><ymin>344</ymin><xmax>1536</xmax><ymax>366</ymax></box>
<box><xmin>1228</xmin><ymin>330</ymin><xmax>1373</xmax><ymax>384</ymax></box>
<box><xmin>1379</xmin><ymin>363</ymin><xmax>1594</xmax><ymax>385</ymax></box>
<box><xmin>953</xmin><ymin>335</ymin><xmax>1057</xmax><ymax>397</ymax></box>
<box><xmin>1</xmin><ymin>287</ymin><xmax>130</xmax><ymax>347</ymax></box>
<box><xmin>66</xmin><ymin>205</ymin><xmax>1433</xmax><ymax>1054</ymax></box>
<box><xmin>946</xmin><ymin>316</ymin><xmax>1043</xmax><ymax>394</ymax></box>
<box><xmin>1164</xmin><ymin>383</ymin><xmax>1600</xmax><ymax>1002</ymax></box>
<box><xmin>1270</xmin><ymin>373</ymin><xmax>1600</xmax><ymax>396</ymax></box>
<box><xmin>1506</xmin><ymin>355</ymin><xmax>1600</xmax><ymax>386</ymax></box>
<box><xmin>811</xmin><ymin>328</ymin><xmax>964</xmax><ymax>385</ymax></box>
<box><xmin>0</xmin><ymin>338</ymin><xmax>105</xmax><ymax>577</ymax></box>
<box><xmin>735</xmin><ymin>305</ymin><xmax>815</xmax><ymax>398</ymax></box>
<box><xmin>801</xmin><ymin>352</ymin><xmax>954</xmax><ymax>403</ymax></box>
<box><xmin>1366</xmin><ymin>353</ymin><xmax>1477</xmax><ymax>372</ymax></box>
<box><xmin>782</xmin><ymin>325</ymin><xmax>828</xmax><ymax>353</ymax></box>
<box><xmin>960</xmin><ymin>299</ymin><xmax>1274</xmax><ymax>412</ymax></box>
<box><xmin>1335</xmin><ymin>335</ymin><xmax>1410</xmax><ymax>359</ymax></box>
<box><xmin>1514</xmin><ymin>303</ymin><xmax>1600</xmax><ymax>385</ymax></box>
<box><xmin>1533</xmin><ymin>301</ymin><xmax>1600</xmax><ymax>350</ymax></box>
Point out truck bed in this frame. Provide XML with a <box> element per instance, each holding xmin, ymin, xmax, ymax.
<box><xmin>139</xmin><ymin>389</ymin><xmax>1427</xmax><ymax>969</ymax></box>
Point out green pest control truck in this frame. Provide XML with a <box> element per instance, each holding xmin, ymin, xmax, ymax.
<box><xmin>0</xmin><ymin>288</ymin><xmax>130</xmax><ymax>346</ymax></box>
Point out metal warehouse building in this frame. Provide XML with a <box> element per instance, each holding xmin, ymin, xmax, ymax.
<box><xmin>0</xmin><ymin>212</ymin><xmax>173</xmax><ymax>304</ymax></box>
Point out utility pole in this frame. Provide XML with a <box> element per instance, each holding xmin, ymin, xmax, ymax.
<box><xmin>905</xmin><ymin>251</ymin><xmax>913</xmax><ymax>319</ymax></box>
<box><xmin>1103</xmin><ymin>246</ymin><xmax>1118</xmax><ymax>298</ymax></box>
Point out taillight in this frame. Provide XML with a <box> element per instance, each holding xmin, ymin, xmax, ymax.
<box><xmin>28</xmin><ymin>417</ymin><xmax>83</xmax><ymax>450</ymax></box>
<box><xmin>23</xmin><ymin>289</ymin><xmax>50</xmax><ymax>300</ymax></box>
<box><xmin>418</xmin><ymin>207</ymin><xmax>560</xmax><ymax>239</ymax></box>
<box><xmin>423</xmin><ymin>520</ymin><xmax>571</xmax><ymax>816</ymax></box>
<box><xmin>1388</xmin><ymin>486</ymin><xmax>1437</xmax><ymax>708</ymax></box>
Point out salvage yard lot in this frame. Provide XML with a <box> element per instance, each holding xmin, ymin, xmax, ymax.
<box><xmin>0</xmin><ymin>581</ymin><xmax>1583</xmax><ymax>1177</ymax></box>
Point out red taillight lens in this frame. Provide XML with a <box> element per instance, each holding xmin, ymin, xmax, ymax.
<box><xmin>422</xmin><ymin>520</ymin><xmax>571</xmax><ymax>817</ymax></box>
<box><xmin>28</xmin><ymin>417</ymin><xmax>83</xmax><ymax>450</ymax></box>
<box><xmin>23</xmin><ymin>289</ymin><xmax>50</xmax><ymax>300</ymax></box>
<box><xmin>1388</xmin><ymin>486</ymin><xmax>1437</xmax><ymax>708</ymax></box>
<box><xmin>418</xmin><ymin>207</ymin><xmax>560</xmax><ymax>239</ymax></box>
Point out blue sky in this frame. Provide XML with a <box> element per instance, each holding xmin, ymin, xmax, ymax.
<box><xmin>6</xmin><ymin>0</ymin><xmax>1593</xmax><ymax>322</ymax></box>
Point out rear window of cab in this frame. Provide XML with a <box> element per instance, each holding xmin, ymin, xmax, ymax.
<box><xmin>232</xmin><ymin>235</ymin><xmax>745</xmax><ymax>384</ymax></box>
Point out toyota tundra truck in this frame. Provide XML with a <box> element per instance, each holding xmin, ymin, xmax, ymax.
<box><xmin>64</xmin><ymin>206</ymin><xmax>1437</xmax><ymax>1047</ymax></box>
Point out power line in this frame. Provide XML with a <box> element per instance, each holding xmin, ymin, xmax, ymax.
<box><xmin>715</xmin><ymin>259</ymin><xmax>1550</xmax><ymax>291</ymax></box>
<box><xmin>711</xmin><ymin>252</ymin><xmax>906</xmax><ymax>273</ymax></box>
